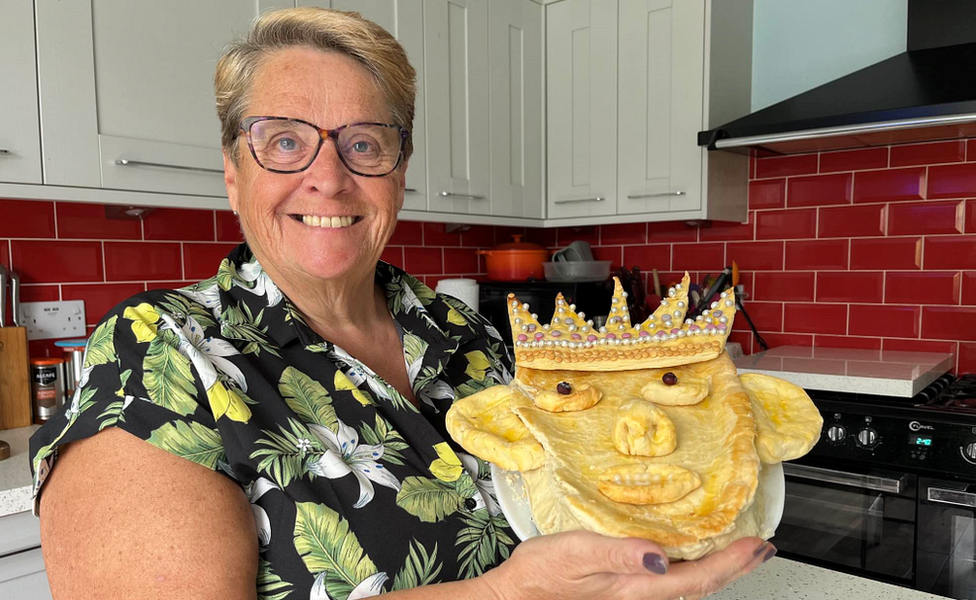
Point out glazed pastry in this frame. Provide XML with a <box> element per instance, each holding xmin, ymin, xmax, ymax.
<box><xmin>641</xmin><ymin>372</ymin><xmax>709</xmax><ymax>406</ymax></box>
<box><xmin>611</xmin><ymin>400</ymin><xmax>677</xmax><ymax>457</ymax></box>
<box><xmin>740</xmin><ymin>373</ymin><xmax>824</xmax><ymax>464</ymax></box>
<box><xmin>532</xmin><ymin>382</ymin><xmax>602</xmax><ymax>412</ymax></box>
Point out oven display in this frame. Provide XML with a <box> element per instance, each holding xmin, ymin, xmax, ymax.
<box><xmin>910</xmin><ymin>434</ymin><xmax>933</xmax><ymax>446</ymax></box>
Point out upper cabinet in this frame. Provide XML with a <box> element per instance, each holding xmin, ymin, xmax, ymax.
<box><xmin>34</xmin><ymin>1</ymin><xmax>288</xmax><ymax>197</ymax></box>
<box><xmin>546</xmin><ymin>0</ymin><xmax>618</xmax><ymax>220</ymax></box>
<box><xmin>306</xmin><ymin>0</ymin><xmax>428</xmax><ymax>212</ymax></box>
<box><xmin>425</xmin><ymin>0</ymin><xmax>544</xmax><ymax>219</ymax></box>
<box><xmin>546</xmin><ymin>0</ymin><xmax>751</xmax><ymax>224</ymax></box>
<box><xmin>0</xmin><ymin>1</ymin><xmax>43</xmax><ymax>184</ymax></box>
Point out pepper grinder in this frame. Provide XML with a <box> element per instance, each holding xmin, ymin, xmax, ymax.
<box><xmin>0</xmin><ymin>439</ymin><xmax>9</xmax><ymax>461</ymax></box>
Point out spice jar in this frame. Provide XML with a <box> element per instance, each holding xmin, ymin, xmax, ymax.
<box><xmin>31</xmin><ymin>358</ymin><xmax>66</xmax><ymax>423</ymax></box>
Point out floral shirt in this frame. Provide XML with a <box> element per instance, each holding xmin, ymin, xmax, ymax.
<box><xmin>30</xmin><ymin>243</ymin><xmax>517</xmax><ymax>599</ymax></box>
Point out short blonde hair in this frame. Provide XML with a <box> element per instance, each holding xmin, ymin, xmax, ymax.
<box><xmin>214</xmin><ymin>7</ymin><xmax>416</xmax><ymax>164</ymax></box>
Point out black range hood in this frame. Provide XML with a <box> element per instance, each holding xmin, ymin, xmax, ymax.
<box><xmin>700</xmin><ymin>0</ymin><xmax>976</xmax><ymax>155</ymax></box>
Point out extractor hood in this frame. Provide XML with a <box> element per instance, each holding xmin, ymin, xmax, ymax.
<box><xmin>700</xmin><ymin>0</ymin><xmax>976</xmax><ymax>155</ymax></box>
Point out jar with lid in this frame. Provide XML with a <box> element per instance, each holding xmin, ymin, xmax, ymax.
<box><xmin>31</xmin><ymin>358</ymin><xmax>66</xmax><ymax>423</ymax></box>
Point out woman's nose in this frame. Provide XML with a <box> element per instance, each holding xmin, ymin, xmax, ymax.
<box><xmin>301</xmin><ymin>137</ymin><xmax>355</xmax><ymax>196</ymax></box>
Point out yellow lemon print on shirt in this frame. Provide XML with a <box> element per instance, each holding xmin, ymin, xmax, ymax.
<box><xmin>447</xmin><ymin>308</ymin><xmax>468</xmax><ymax>327</ymax></box>
<box><xmin>208</xmin><ymin>381</ymin><xmax>252</xmax><ymax>423</ymax></box>
<box><xmin>124</xmin><ymin>303</ymin><xmax>160</xmax><ymax>343</ymax></box>
<box><xmin>429</xmin><ymin>442</ymin><xmax>463</xmax><ymax>482</ymax></box>
<box><xmin>334</xmin><ymin>371</ymin><xmax>373</xmax><ymax>407</ymax></box>
<box><xmin>464</xmin><ymin>351</ymin><xmax>491</xmax><ymax>382</ymax></box>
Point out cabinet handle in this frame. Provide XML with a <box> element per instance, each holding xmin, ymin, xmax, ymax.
<box><xmin>927</xmin><ymin>487</ymin><xmax>976</xmax><ymax>508</ymax></box>
<box><xmin>115</xmin><ymin>159</ymin><xmax>223</xmax><ymax>174</ymax></box>
<box><xmin>439</xmin><ymin>191</ymin><xmax>486</xmax><ymax>200</ymax></box>
<box><xmin>0</xmin><ymin>149</ymin><xmax>11</xmax><ymax>155</ymax></box>
<box><xmin>553</xmin><ymin>196</ymin><xmax>605</xmax><ymax>205</ymax></box>
<box><xmin>627</xmin><ymin>191</ymin><xmax>685</xmax><ymax>200</ymax></box>
<box><xmin>405</xmin><ymin>187</ymin><xmax>418</xmax><ymax>193</ymax></box>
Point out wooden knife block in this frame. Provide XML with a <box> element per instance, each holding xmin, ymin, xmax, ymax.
<box><xmin>0</xmin><ymin>327</ymin><xmax>32</xmax><ymax>429</ymax></box>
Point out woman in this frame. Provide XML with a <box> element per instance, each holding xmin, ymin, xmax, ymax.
<box><xmin>30</xmin><ymin>8</ymin><xmax>773</xmax><ymax>600</ymax></box>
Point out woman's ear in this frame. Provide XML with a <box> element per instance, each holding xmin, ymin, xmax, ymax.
<box><xmin>223</xmin><ymin>151</ymin><xmax>240</xmax><ymax>213</ymax></box>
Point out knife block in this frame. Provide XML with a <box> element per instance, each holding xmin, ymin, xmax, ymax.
<box><xmin>0</xmin><ymin>327</ymin><xmax>32</xmax><ymax>429</ymax></box>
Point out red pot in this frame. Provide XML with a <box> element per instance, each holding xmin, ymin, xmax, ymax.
<box><xmin>477</xmin><ymin>235</ymin><xmax>551</xmax><ymax>281</ymax></box>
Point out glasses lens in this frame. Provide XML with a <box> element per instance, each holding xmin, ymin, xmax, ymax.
<box><xmin>336</xmin><ymin>124</ymin><xmax>403</xmax><ymax>175</ymax></box>
<box><xmin>247</xmin><ymin>119</ymin><xmax>320</xmax><ymax>172</ymax></box>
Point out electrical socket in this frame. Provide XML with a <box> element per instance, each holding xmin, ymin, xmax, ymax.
<box><xmin>17</xmin><ymin>300</ymin><xmax>87</xmax><ymax>341</ymax></box>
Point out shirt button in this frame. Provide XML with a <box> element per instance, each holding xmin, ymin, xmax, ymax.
<box><xmin>464</xmin><ymin>497</ymin><xmax>478</xmax><ymax>510</ymax></box>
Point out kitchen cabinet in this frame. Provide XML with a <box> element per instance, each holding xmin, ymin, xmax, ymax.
<box><xmin>0</xmin><ymin>511</ymin><xmax>51</xmax><ymax>600</ymax></box>
<box><xmin>302</xmin><ymin>0</ymin><xmax>428</xmax><ymax>212</ymax></box>
<box><xmin>34</xmin><ymin>0</ymin><xmax>291</xmax><ymax>198</ymax></box>
<box><xmin>546</xmin><ymin>0</ymin><xmax>751</xmax><ymax>224</ymax></box>
<box><xmin>545</xmin><ymin>0</ymin><xmax>618</xmax><ymax>220</ymax></box>
<box><xmin>0</xmin><ymin>1</ymin><xmax>43</xmax><ymax>185</ymax></box>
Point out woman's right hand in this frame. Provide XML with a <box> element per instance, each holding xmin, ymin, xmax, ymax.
<box><xmin>479</xmin><ymin>530</ymin><xmax>775</xmax><ymax>600</ymax></box>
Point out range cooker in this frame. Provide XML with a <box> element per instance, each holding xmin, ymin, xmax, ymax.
<box><xmin>775</xmin><ymin>374</ymin><xmax>976</xmax><ymax>599</ymax></box>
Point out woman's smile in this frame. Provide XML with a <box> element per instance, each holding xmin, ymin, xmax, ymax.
<box><xmin>289</xmin><ymin>213</ymin><xmax>364</xmax><ymax>229</ymax></box>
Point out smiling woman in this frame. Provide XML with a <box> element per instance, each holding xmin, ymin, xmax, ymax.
<box><xmin>29</xmin><ymin>7</ymin><xmax>770</xmax><ymax>600</ymax></box>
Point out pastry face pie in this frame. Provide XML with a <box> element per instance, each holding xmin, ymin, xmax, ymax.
<box><xmin>446</xmin><ymin>274</ymin><xmax>822</xmax><ymax>559</ymax></box>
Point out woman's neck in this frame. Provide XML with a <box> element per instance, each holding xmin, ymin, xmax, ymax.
<box><xmin>259</xmin><ymin>259</ymin><xmax>389</xmax><ymax>341</ymax></box>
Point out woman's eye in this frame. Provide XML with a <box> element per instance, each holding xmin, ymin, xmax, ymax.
<box><xmin>352</xmin><ymin>140</ymin><xmax>372</xmax><ymax>153</ymax></box>
<box><xmin>276</xmin><ymin>137</ymin><xmax>299</xmax><ymax>152</ymax></box>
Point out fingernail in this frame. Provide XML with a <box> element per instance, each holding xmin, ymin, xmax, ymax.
<box><xmin>643</xmin><ymin>553</ymin><xmax>668</xmax><ymax>575</ymax></box>
<box><xmin>762</xmin><ymin>547</ymin><xmax>777</xmax><ymax>563</ymax></box>
<box><xmin>752</xmin><ymin>541</ymin><xmax>769</xmax><ymax>558</ymax></box>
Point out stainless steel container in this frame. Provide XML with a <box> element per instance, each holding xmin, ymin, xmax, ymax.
<box><xmin>56</xmin><ymin>339</ymin><xmax>88</xmax><ymax>399</ymax></box>
<box><xmin>31</xmin><ymin>358</ymin><xmax>66</xmax><ymax>423</ymax></box>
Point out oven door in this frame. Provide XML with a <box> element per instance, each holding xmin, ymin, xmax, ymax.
<box><xmin>917</xmin><ymin>477</ymin><xmax>976</xmax><ymax>599</ymax></box>
<box><xmin>775</xmin><ymin>462</ymin><xmax>917</xmax><ymax>586</ymax></box>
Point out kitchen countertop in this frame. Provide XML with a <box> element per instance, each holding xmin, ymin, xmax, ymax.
<box><xmin>733</xmin><ymin>346</ymin><xmax>954</xmax><ymax>397</ymax></box>
<box><xmin>0</xmin><ymin>424</ymin><xmax>39</xmax><ymax>518</ymax></box>
<box><xmin>714</xmin><ymin>557</ymin><xmax>948</xmax><ymax>599</ymax></box>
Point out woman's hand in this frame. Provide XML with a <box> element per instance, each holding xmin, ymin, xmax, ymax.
<box><xmin>480</xmin><ymin>530</ymin><xmax>775</xmax><ymax>600</ymax></box>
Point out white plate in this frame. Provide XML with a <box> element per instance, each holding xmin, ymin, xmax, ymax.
<box><xmin>491</xmin><ymin>461</ymin><xmax>785</xmax><ymax>542</ymax></box>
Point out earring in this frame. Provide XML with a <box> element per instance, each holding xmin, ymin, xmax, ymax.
<box><xmin>233</xmin><ymin>211</ymin><xmax>239</xmax><ymax>216</ymax></box>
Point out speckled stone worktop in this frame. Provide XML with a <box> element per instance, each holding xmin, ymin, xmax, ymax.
<box><xmin>0</xmin><ymin>425</ymin><xmax>39</xmax><ymax>518</ymax></box>
<box><xmin>733</xmin><ymin>346</ymin><xmax>954</xmax><ymax>397</ymax></box>
<box><xmin>713</xmin><ymin>557</ymin><xmax>949</xmax><ymax>599</ymax></box>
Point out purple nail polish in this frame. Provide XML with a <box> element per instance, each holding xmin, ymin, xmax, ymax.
<box><xmin>762</xmin><ymin>547</ymin><xmax>777</xmax><ymax>563</ymax></box>
<box><xmin>753</xmin><ymin>541</ymin><xmax>769</xmax><ymax>558</ymax></box>
<box><xmin>643</xmin><ymin>553</ymin><xmax>667</xmax><ymax>574</ymax></box>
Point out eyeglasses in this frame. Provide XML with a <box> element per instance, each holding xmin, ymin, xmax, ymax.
<box><xmin>238</xmin><ymin>116</ymin><xmax>409</xmax><ymax>177</ymax></box>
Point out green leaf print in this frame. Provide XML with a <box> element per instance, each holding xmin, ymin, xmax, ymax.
<box><xmin>143</xmin><ymin>329</ymin><xmax>199</xmax><ymax>416</ymax></box>
<box><xmin>215</xmin><ymin>258</ymin><xmax>237</xmax><ymax>291</ymax></box>
<box><xmin>403</xmin><ymin>274</ymin><xmax>436</xmax><ymax>306</ymax></box>
<box><xmin>358</xmin><ymin>415</ymin><xmax>408</xmax><ymax>466</ymax></box>
<box><xmin>278</xmin><ymin>367</ymin><xmax>337</xmax><ymax>431</ymax></box>
<box><xmin>455</xmin><ymin>377</ymin><xmax>499</xmax><ymax>400</ymax></box>
<box><xmin>402</xmin><ymin>333</ymin><xmax>428</xmax><ymax>366</ymax></box>
<box><xmin>97</xmin><ymin>400</ymin><xmax>126</xmax><ymax>431</ymax></box>
<box><xmin>456</xmin><ymin>511</ymin><xmax>514</xmax><ymax>580</ymax></box>
<box><xmin>392</xmin><ymin>540</ymin><xmax>442</xmax><ymax>590</ymax></box>
<box><xmin>115</xmin><ymin>368</ymin><xmax>132</xmax><ymax>398</ymax></box>
<box><xmin>158</xmin><ymin>292</ymin><xmax>217</xmax><ymax>330</ymax></box>
<box><xmin>251</xmin><ymin>418</ymin><xmax>322</xmax><ymax>488</ymax></box>
<box><xmin>257</xmin><ymin>556</ymin><xmax>293</xmax><ymax>600</ymax></box>
<box><xmin>220</xmin><ymin>301</ymin><xmax>280</xmax><ymax>358</ymax></box>
<box><xmin>84</xmin><ymin>315</ymin><xmax>118</xmax><ymax>368</ymax></box>
<box><xmin>147</xmin><ymin>420</ymin><xmax>225</xmax><ymax>470</ymax></box>
<box><xmin>32</xmin><ymin>387</ymin><xmax>99</xmax><ymax>473</ymax></box>
<box><xmin>293</xmin><ymin>501</ymin><xmax>379</xmax><ymax>600</ymax></box>
<box><xmin>396</xmin><ymin>476</ymin><xmax>463</xmax><ymax>523</ymax></box>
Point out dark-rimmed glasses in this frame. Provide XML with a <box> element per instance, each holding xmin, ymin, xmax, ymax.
<box><xmin>238</xmin><ymin>116</ymin><xmax>409</xmax><ymax>177</ymax></box>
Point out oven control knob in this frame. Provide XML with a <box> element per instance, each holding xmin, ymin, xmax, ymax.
<box><xmin>857</xmin><ymin>428</ymin><xmax>878</xmax><ymax>447</ymax></box>
<box><xmin>966</xmin><ymin>442</ymin><xmax>976</xmax><ymax>461</ymax></box>
<box><xmin>827</xmin><ymin>425</ymin><xmax>846</xmax><ymax>442</ymax></box>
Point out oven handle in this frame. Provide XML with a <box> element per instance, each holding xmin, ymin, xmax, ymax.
<box><xmin>927</xmin><ymin>487</ymin><xmax>976</xmax><ymax>508</ymax></box>
<box><xmin>783</xmin><ymin>463</ymin><xmax>905</xmax><ymax>494</ymax></box>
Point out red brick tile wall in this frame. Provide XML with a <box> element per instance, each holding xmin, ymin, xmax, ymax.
<box><xmin>3</xmin><ymin>137</ymin><xmax>975</xmax><ymax>373</ymax></box>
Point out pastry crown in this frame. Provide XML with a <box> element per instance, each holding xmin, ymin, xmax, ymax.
<box><xmin>507</xmin><ymin>273</ymin><xmax>736</xmax><ymax>371</ymax></box>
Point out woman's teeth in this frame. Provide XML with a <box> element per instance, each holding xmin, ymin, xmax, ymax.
<box><xmin>301</xmin><ymin>215</ymin><xmax>357</xmax><ymax>228</ymax></box>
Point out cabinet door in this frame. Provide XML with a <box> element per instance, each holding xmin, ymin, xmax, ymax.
<box><xmin>0</xmin><ymin>548</ymin><xmax>52</xmax><ymax>600</ymax></box>
<box><xmin>617</xmin><ymin>0</ymin><xmax>705</xmax><ymax>215</ymax></box>
<box><xmin>489</xmin><ymin>0</ymin><xmax>544</xmax><ymax>218</ymax></box>
<box><xmin>424</xmin><ymin>0</ymin><xmax>492</xmax><ymax>216</ymax></box>
<box><xmin>307</xmin><ymin>0</ymin><xmax>429</xmax><ymax>212</ymax></box>
<box><xmin>36</xmin><ymin>1</ymin><xmax>289</xmax><ymax>198</ymax></box>
<box><xmin>0</xmin><ymin>1</ymin><xmax>42</xmax><ymax>184</ymax></box>
<box><xmin>546</xmin><ymin>0</ymin><xmax>617</xmax><ymax>219</ymax></box>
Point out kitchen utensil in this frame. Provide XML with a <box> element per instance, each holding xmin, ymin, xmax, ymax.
<box><xmin>651</xmin><ymin>269</ymin><xmax>662</xmax><ymax>298</ymax></box>
<box><xmin>551</xmin><ymin>240</ymin><xmax>594</xmax><ymax>263</ymax></box>
<box><xmin>0</xmin><ymin>267</ymin><xmax>32</xmax><ymax>429</ymax></box>
<box><xmin>542</xmin><ymin>260</ymin><xmax>610</xmax><ymax>282</ymax></box>
<box><xmin>476</xmin><ymin>235</ymin><xmax>551</xmax><ymax>282</ymax></box>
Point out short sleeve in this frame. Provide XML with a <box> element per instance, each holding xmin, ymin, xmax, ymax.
<box><xmin>29</xmin><ymin>293</ymin><xmax>233</xmax><ymax>515</ymax></box>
